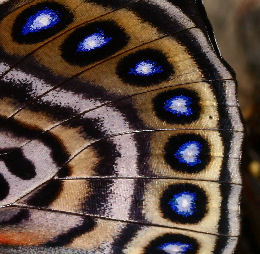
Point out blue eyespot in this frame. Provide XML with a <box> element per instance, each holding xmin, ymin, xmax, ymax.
<box><xmin>153</xmin><ymin>89</ymin><xmax>201</xmax><ymax>124</ymax></box>
<box><xmin>76</xmin><ymin>29</ymin><xmax>113</xmax><ymax>52</ymax></box>
<box><xmin>164</xmin><ymin>134</ymin><xmax>210</xmax><ymax>174</ymax></box>
<box><xmin>22</xmin><ymin>7</ymin><xmax>60</xmax><ymax>35</ymax></box>
<box><xmin>144</xmin><ymin>233</ymin><xmax>199</xmax><ymax>254</ymax></box>
<box><xmin>174</xmin><ymin>141</ymin><xmax>202</xmax><ymax>167</ymax></box>
<box><xmin>116</xmin><ymin>49</ymin><xmax>173</xmax><ymax>86</ymax></box>
<box><xmin>128</xmin><ymin>60</ymin><xmax>164</xmax><ymax>76</ymax></box>
<box><xmin>168</xmin><ymin>191</ymin><xmax>197</xmax><ymax>217</ymax></box>
<box><xmin>158</xmin><ymin>242</ymin><xmax>193</xmax><ymax>253</ymax></box>
<box><xmin>160</xmin><ymin>183</ymin><xmax>207</xmax><ymax>223</ymax></box>
<box><xmin>13</xmin><ymin>3</ymin><xmax>73</xmax><ymax>44</ymax></box>
<box><xmin>61</xmin><ymin>21</ymin><xmax>128</xmax><ymax>66</ymax></box>
<box><xmin>164</xmin><ymin>95</ymin><xmax>193</xmax><ymax>116</ymax></box>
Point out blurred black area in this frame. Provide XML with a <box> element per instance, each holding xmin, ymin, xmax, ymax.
<box><xmin>204</xmin><ymin>0</ymin><xmax>260</xmax><ymax>253</ymax></box>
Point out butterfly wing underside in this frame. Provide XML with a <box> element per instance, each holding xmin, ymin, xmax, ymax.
<box><xmin>0</xmin><ymin>0</ymin><xmax>243</xmax><ymax>253</ymax></box>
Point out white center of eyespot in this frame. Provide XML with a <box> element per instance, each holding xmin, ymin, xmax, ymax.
<box><xmin>168</xmin><ymin>98</ymin><xmax>188</xmax><ymax>114</ymax></box>
<box><xmin>135</xmin><ymin>61</ymin><xmax>159</xmax><ymax>75</ymax></box>
<box><xmin>175</xmin><ymin>194</ymin><xmax>194</xmax><ymax>213</ymax></box>
<box><xmin>77</xmin><ymin>31</ymin><xmax>112</xmax><ymax>52</ymax></box>
<box><xmin>135</xmin><ymin>61</ymin><xmax>154</xmax><ymax>75</ymax></box>
<box><xmin>31</xmin><ymin>14</ymin><xmax>53</xmax><ymax>29</ymax></box>
<box><xmin>160</xmin><ymin>243</ymin><xmax>191</xmax><ymax>254</ymax></box>
<box><xmin>129</xmin><ymin>60</ymin><xmax>163</xmax><ymax>76</ymax></box>
<box><xmin>22</xmin><ymin>8</ymin><xmax>61</xmax><ymax>35</ymax></box>
<box><xmin>82</xmin><ymin>35</ymin><xmax>103</xmax><ymax>50</ymax></box>
<box><xmin>180</xmin><ymin>143</ymin><xmax>200</xmax><ymax>164</ymax></box>
<box><xmin>164</xmin><ymin>95</ymin><xmax>193</xmax><ymax>117</ymax></box>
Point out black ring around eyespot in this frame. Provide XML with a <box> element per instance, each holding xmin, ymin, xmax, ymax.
<box><xmin>116</xmin><ymin>49</ymin><xmax>174</xmax><ymax>86</ymax></box>
<box><xmin>61</xmin><ymin>21</ymin><xmax>129</xmax><ymax>66</ymax></box>
<box><xmin>0</xmin><ymin>173</ymin><xmax>9</xmax><ymax>201</ymax></box>
<box><xmin>164</xmin><ymin>134</ymin><xmax>210</xmax><ymax>174</ymax></box>
<box><xmin>160</xmin><ymin>183</ymin><xmax>208</xmax><ymax>224</ymax></box>
<box><xmin>12</xmin><ymin>2</ymin><xmax>74</xmax><ymax>44</ymax></box>
<box><xmin>153</xmin><ymin>88</ymin><xmax>201</xmax><ymax>124</ymax></box>
<box><xmin>144</xmin><ymin>233</ymin><xmax>199</xmax><ymax>254</ymax></box>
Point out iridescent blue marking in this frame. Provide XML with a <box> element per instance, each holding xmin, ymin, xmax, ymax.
<box><xmin>22</xmin><ymin>7</ymin><xmax>60</xmax><ymax>35</ymax></box>
<box><xmin>164</xmin><ymin>95</ymin><xmax>193</xmax><ymax>116</ymax></box>
<box><xmin>77</xmin><ymin>29</ymin><xmax>112</xmax><ymax>52</ymax></box>
<box><xmin>128</xmin><ymin>60</ymin><xmax>164</xmax><ymax>76</ymax></box>
<box><xmin>174</xmin><ymin>141</ymin><xmax>202</xmax><ymax>166</ymax></box>
<box><xmin>168</xmin><ymin>191</ymin><xmax>197</xmax><ymax>217</ymax></box>
<box><xmin>158</xmin><ymin>242</ymin><xmax>193</xmax><ymax>254</ymax></box>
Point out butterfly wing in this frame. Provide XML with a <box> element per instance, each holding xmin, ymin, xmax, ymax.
<box><xmin>0</xmin><ymin>0</ymin><xmax>243</xmax><ymax>253</ymax></box>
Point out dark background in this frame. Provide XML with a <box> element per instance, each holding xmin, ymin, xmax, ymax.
<box><xmin>204</xmin><ymin>0</ymin><xmax>260</xmax><ymax>253</ymax></box>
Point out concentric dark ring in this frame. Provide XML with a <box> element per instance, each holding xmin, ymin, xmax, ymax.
<box><xmin>160</xmin><ymin>183</ymin><xmax>208</xmax><ymax>224</ymax></box>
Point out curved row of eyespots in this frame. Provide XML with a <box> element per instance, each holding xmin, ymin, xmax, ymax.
<box><xmin>11</xmin><ymin>2</ymin><xmax>214</xmax><ymax>253</ymax></box>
